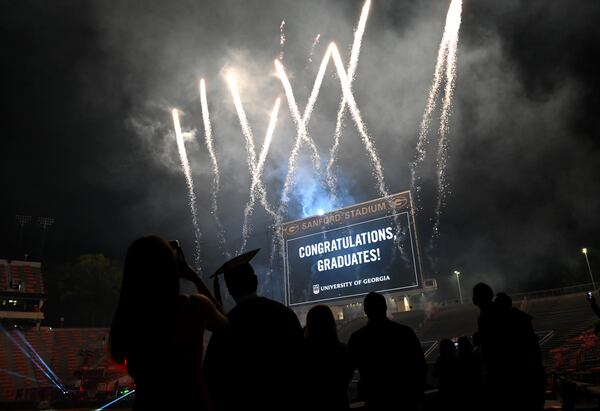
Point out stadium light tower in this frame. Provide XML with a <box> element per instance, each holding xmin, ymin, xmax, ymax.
<box><xmin>453</xmin><ymin>270</ymin><xmax>463</xmax><ymax>304</ymax></box>
<box><xmin>582</xmin><ymin>248</ymin><xmax>596</xmax><ymax>290</ymax></box>
<box><xmin>15</xmin><ymin>215</ymin><xmax>32</xmax><ymax>257</ymax></box>
<box><xmin>37</xmin><ymin>216</ymin><xmax>55</xmax><ymax>262</ymax></box>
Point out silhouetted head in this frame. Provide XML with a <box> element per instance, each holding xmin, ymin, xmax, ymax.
<box><xmin>363</xmin><ymin>292</ymin><xmax>387</xmax><ymax>320</ymax></box>
<box><xmin>472</xmin><ymin>282</ymin><xmax>494</xmax><ymax>309</ymax></box>
<box><xmin>110</xmin><ymin>235</ymin><xmax>179</xmax><ymax>364</ymax></box>
<box><xmin>439</xmin><ymin>339</ymin><xmax>456</xmax><ymax>358</ymax></box>
<box><xmin>457</xmin><ymin>336</ymin><xmax>473</xmax><ymax>355</ymax></box>
<box><xmin>211</xmin><ymin>249</ymin><xmax>260</xmax><ymax>303</ymax></box>
<box><xmin>305</xmin><ymin>305</ymin><xmax>339</xmax><ymax>344</ymax></box>
<box><xmin>494</xmin><ymin>292</ymin><xmax>512</xmax><ymax>311</ymax></box>
<box><xmin>224</xmin><ymin>264</ymin><xmax>258</xmax><ymax>302</ymax></box>
<box><xmin>119</xmin><ymin>235</ymin><xmax>179</xmax><ymax>307</ymax></box>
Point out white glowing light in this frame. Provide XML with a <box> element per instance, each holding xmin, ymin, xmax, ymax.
<box><xmin>199</xmin><ymin>79</ymin><xmax>229</xmax><ymax>257</ymax></box>
<box><xmin>409</xmin><ymin>0</ymin><xmax>463</xmax><ymax>248</ymax></box>
<box><xmin>172</xmin><ymin>109</ymin><xmax>202</xmax><ymax>271</ymax></box>
<box><xmin>326</xmin><ymin>0</ymin><xmax>371</xmax><ymax>205</ymax></box>
<box><xmin>228</xmin><ymin>73</ymin><xmax>281</xmax><ymax>253</ymax></box>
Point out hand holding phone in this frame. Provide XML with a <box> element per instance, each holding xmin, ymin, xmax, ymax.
<box><xmin>170</xmin><ymin>240</ymin><xmax>197</xmax><ymax>281</ymax></box>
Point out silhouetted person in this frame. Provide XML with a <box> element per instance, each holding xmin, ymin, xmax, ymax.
<box><xmin>433</xmin><ymin>338</ymin><xmax>458</xmax><ymax>409</ymax></box>
<box><xmin>348</xmin><ymin>292</ymin><xmax>426</xmax><ymax>410</ymax></box>
<box><xmin>473</xmin><ymin>283</ymin><xmax>545</xmax><ymax>411</ymax></box>
<box><xmin>472</xmin><ymin>331</ymin><xmax>482</xmax><ymax>360</ymax></box>
<box><xmin>588</xmin><ymin>292</ymin><xmax>600</xmax><ymax>318</ymax></box>
<box><xmin>303</xmin><ymin>305</ymin><xmax>354</xmax><ymax>410</ymax></box>
<box><xmin>204</xmin><ymin>249</ymin><xmax>304</xmax><ymax>411</ymax></box>
<box><xmin>587</xmin><ymin>292</ymin><xmax>600</xmax><ymax>335</ymax></box>
<box><xmin>494</xmin><ymin>292</ymin><xmax>512</xmax><ymax>311</ymax></box>
<box><xmin>110</xmin><ymin>235</ymin><xmax>227</xmax><ymax>410</ymax></box>
<box><xmin>455</xmin><ymin>336</ymin><xmax>483</xmax><ymax>411</ymax></box>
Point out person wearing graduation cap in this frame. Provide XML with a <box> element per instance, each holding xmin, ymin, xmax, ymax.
<box><xmin>204</xmin><ymin>248</ymin><xmax>306</xmax><ymax>411</ymax></box>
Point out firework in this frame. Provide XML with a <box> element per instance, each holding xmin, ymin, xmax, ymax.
<box><xmin>172</xmin><ymin>109</ymin><xmax>202</xmax><ymax>272</ymax></box>
<box><xmin>326</xmin><ymin>0</ymin><xmax>371</xmax><ymax>206</ymax></box>
<box><xmin>199</xmin><ymin>79</ymin><xmax>229</xmax><ymax>258</ymax></box>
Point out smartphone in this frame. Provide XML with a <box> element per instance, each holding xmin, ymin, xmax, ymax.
<box><xmin>587</xmin><ymin>291</ymin><xmax>593</xmax><ymax>302</ymax></box>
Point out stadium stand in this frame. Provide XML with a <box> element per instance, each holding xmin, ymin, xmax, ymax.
<box><xmin>336</xmin><ymin>291</ymin><xmax>599</xmax><ymax>366</ymax></box>
<box><xmin>0</xmin><ymin>328</ymin><xmax>128</xmax><ymax>401</ymax></box>
<box><xmin>0</xmin><ymin>260</ymin><xmax>46</xmax><ymax>328</ymax></box>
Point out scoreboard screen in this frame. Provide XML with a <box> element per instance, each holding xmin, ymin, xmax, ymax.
<box><xmin>281</xmin><ymin>191</ymin><xmax>423</xmax><ymax>307</ymax></box>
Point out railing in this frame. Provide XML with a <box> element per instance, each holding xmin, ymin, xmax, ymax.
<box><xmin>435</xmin><ymin>282</ymin><xmax>595</xmax><ymax>308</ymax></box>
<box><xmin>538</xmin><ymin>330</ymin><xmax>555</xmax><ymax>346</ymax></box>
<box><xmin>509</xmin><ymin>283</ymin><xmax>594</xmax><ymax>302</ymax></box>
<box><xmin>422</xmin><ymin>340</ymin><xmax>439</xmax><ymax>360</ymax></box>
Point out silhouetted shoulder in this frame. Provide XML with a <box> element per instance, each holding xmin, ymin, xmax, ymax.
<box><xmin>230</xmin><ymin>296</ymin><xmax>297</xmax><ymax>321</ymax></box>
<box><xmin>188</xmin><ymin>293</ymin><xmax>229</xmax><ymax>333</ymax></box>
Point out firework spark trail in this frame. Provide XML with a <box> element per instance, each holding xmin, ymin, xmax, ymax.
<box><xmin>255</xmin><ymin>98</ymin><xmax>282</xmax><ymax>220</ymax></box>
<box><xmin>276</xmin><ymin>56</ymin><xmax>326</xmax><ymax>173</ymax></box>
<box><xmin>229</xmin><ymin>75</ymin><xmax>281</xmax><ymax>253</ymax></box>
<box><xmin>430</xmin><ymin>0</ymin><xmax>462</xmax><ymax>244</ymax></box>
<box><xmin>329</xmin><ymin>43</ymin><xmax>388</xmax><ymax>199</ymax></box>
<box><xmin>274</xmin><ymin>49</ymin><xmax>331</xmax><ymax>210</ymax></box>
<box><xmin>172</xmin><ymin>109</ymin><xmax>202</xmax><ymax>273</ymax></box>
<box><xmin>279</xmin><ymin>20</ymin><xmax>286</xmax><ymax>61</ymax></box>
<box><xmin>228</xmin><ymin>74</ymin><xmax>259</xmax><ymax>253</ymax></box>
<box><xmin>306</xmin><ymin>34</ymin><xmax>321</xmax><ymax>65</ymax></box>
<box><xmin>257</xmin><ymin>98</ymin><xmax>281</xmax><ymax>174</ymax></box>
<box><xmin>199</xmin><ymin>79</ymin><xmax>229</xmax><ymax>258</ymax></box>
<box><xmin>270</xmin><ymin>49</ymin><xmax>334</xmax><ymax>269</ymax></box>
<box><xmin>409</xmin><ymin>6</ymin><xmax>453</xmax><ymax>196</ymax></box>
<box><xmin>237</xmin><ymin>98</ymin><xmax>281</xmax><ymax>253</ymax></box>
<box><xmin>326</xmin><ymin>0</ymin><xmax>371</xmax><ymax>206</ymax></box>
<box><xmin>270</xmin><ymin>27</ymin><xmax>387</xmax><ymax>269</ymax></box>
<box><xmin>328</xmin><ymin>40</ymin><xmax>407</xmax><ymax>246</ymax></box>
<box><xmin>228</xmin><ymin>74</ymin><xmax>258</xmax><ymax>168</ymax></box>
<box><xmin>439</xmin><ymin>0</ymin><xmax>462</xmax><ymax>137</ymax></box>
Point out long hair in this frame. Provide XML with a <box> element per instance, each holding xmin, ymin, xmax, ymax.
<box><xmin>109</xmin><ymin>235</ymin><xmax>179</xmax><ymax>367</ymax></box>
<box><xmin>305</xmin><ymin>305</ymin><xmax>339</xmax><ymax>345</ymax></box>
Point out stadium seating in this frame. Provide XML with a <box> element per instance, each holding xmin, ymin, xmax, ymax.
<box><xmin>0</xmin><ymin>328</ymin><xmax>124</xmax><ymax>401</ymax></box>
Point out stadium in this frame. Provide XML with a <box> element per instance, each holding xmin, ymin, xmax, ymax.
<box><xmin>2</xmin><ymin>0</ymin><xmax>599</xmax><ymax>409</ymax></box>
<box><xmin>2</xmin><ymin>191</ymin><xmax>600</xmax><ymax>409</ymax></box>
<box><xmin>2</xmin><ymin>258</ymin><xmax>600</xmax><ymax>409</ymax></box>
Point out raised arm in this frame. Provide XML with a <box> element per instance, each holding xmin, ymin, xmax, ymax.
<box><xmin>173</xmin><ymin>242</ymin><xmax>226</xmax><ymax>314</ymax></box>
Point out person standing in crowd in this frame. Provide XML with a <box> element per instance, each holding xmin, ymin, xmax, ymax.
<box><xmin>455</xmin><ymin>336</ymin><xmax>483</xmax><ymax>411</ymax></box>
<box><xmin>433</xmin><ymin>338</ymin><xmax>458</xmax><ymax>409</ymax></box>
<box><xmin>109</xmin><ymin>235</ymin><xmax>228</xmax><ymax>410</ymax></box>
<box><xmin>472</xmin><ymin>283</ymin><xmax>545</xmax><ymax>411</ymax></box>
<box><xmin>303</xmin><ymin>304</ymin><xmax>354</xmax><ymax>410</ymax></box>
<box><xmin>204</xmin><ymin>249</ymin><xmax>305</xmax><ymax>411</ymax></box>
<box><xmin>348</xmin><ymin>292</ymin><xmax>426</xmax><ymax>410</ymax></box>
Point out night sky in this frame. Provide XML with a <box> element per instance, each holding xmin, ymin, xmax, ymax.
<box><xmin>1</xmin><ymin>0</ymin><xmax>599</xmax><ymax>300</ymax></box>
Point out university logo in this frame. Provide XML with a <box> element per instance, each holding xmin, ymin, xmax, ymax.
<box><xmin>313</xmin><ymin>284</ymin><xmax>320</xmax><ymax>295</ymax></box>
<box><xmin>285</xmin><ymin>224</ymin><xmax>300</xmax><ymax>235</ymax></box>
<box><xmin>392</xmin><ymin>195</ymin><xmax>408</xmax><ymax>209</ymax></box>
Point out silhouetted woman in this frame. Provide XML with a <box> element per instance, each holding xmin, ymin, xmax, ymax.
<box><xmin>110</xmin><ymin>235</ymin><xmax>227</xmax><ymax>410</ymax></box>
<box><xmin>303</xmin><ymin>305</ymin><xmax>354</xmax><ymax>410</ymax></box>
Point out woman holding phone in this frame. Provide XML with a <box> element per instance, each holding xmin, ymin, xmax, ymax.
<box><xmin>109</xmin><ymin>235</ymin><xmax>228</xmax><ymax>410</ymax></box>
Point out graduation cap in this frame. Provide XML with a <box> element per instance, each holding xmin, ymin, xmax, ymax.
<box><xmin>210</xmin><ymin>248</ymin><xmax>260</xmax><ymax>305</ymax></box>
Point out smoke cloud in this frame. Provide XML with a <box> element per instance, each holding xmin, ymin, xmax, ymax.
<box><xmin>1</xmin><ymin>0</ymin><xmax>599</xmax><ymax>302</ymax></box>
